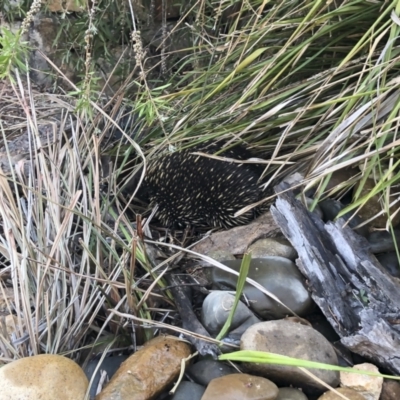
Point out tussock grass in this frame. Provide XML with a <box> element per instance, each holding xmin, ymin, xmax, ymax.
<box><xmin>0</xmin><ymin>75</ymin><xmax>162</xmax><ymax>362</ymax></box>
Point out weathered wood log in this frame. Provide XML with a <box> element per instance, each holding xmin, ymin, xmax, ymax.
<box><xmin>271</xmin><ymin>184</ymin><xmax>400</xmax><ymax>375</ymax></box>
<box><xmin>165</xmin><ymin>274</ymin><xmax>220</xmax><ymax>358</ymax></box>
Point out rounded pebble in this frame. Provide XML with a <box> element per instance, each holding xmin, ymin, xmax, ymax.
<box><xmin>186</xmin><ymin>359</ymin><xmax>237</xmax><ymax>386</ymax></box>
<box><xmin>304</xmin><ymin>197</ymin><xmax>324</xmax><ymax>219</ymax></box>
<box><xmin>95</xmin><ymin>336</ymin><xmax>191</xmax><ymax>400</ymax></box>
<box><xmin>201</xmin><ymin>373</ymin><xmax>279</xmax><ymax>400</ymax></box>
<box><xmin>171</xmin><ymin>381</ymin><xmax>205</xmax><ymax>400</ymax></box>
<box><xmin>319</xmin><ymin>199</ymin><xmax>368</xmax><ymax>237</ymax></box>
<box><xmin>0</xmin><ymin>354</ymin><xmax>88</xmax><ymax>400</ymax></box>
<box><xmin>85</xmin><ymin>355</ymin><xmax>128</xmax><ymax>398</ymax></box>
<box><xmin>201</xmin><ymin>291</ymin><xmax>260</xmax><ymax>336</ymax></box>
<box><xmin>247</xmin><ymin>238</ymin><xmax>298</xmax><ymax>261</ymax></box>
<box><xmin>240</xmin><ymin>320</ymin><xmax>339</xmax><ymax>394</ymax></box>
<box><xmin>376</xmin><ymin>252</ymin><xmax>400</xmax><ymax>278</ymax></box>
<box><xmin>367</xmin><ymin>231</ymin><xmax>400</xmax><ymax>254</ymax></box>
<box><xmin>212</xmin><ymin>257</ymin><xmax>314</xmax><ymax>319</ymax></box>
<box><xmin>276</xmin><ymin>387</ymin><xmax>309</xmax><ymax>399</ymax></box>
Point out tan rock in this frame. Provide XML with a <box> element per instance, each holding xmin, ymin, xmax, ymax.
<box><xmin>318</xmin><ymin>387</ymin><xmax>366</xmax><ymax>399</ymax></box>
<box><xmin>0</xmin><ymin>354</ymin><xmax>88</xmax><ymax>400</ymax></box>
<box><xmin>201</xmin><ymin>373</ymin><xmax>279</xmax><ymax>400</ymax></box>
<box><xmin>340</xmin><ymin>363</ymin><xmax>383</xmax><ymax>400</ymax></box>
<box><xmin>247</xmin><ymin>238</ymin><xmax>298</xmax><ymax>261</ymax></box>
<box><xmin>96</xmin><ymin>336</ymin><xmax>191</xmax><ymax>400</ymax></box>
<box><xmin>240</xmin><ymin>320</ymin><xmax>339</xmax><ymax>395</ymax></box>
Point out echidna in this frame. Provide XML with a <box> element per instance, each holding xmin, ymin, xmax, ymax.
<box><xmin>143</xmin><ymin>143</ymin><xmax>265</xmax><ymax>229</ymax></box>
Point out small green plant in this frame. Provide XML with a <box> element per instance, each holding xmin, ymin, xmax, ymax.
<box><xmin>216</xmin><ymin>253</ymin><xmax>251</xmax><ymax>341</ymax></box>
<box><xmin>1</xmin><ymin>0</ymin><xmax>28</xmax><ymax>22</ymax></box>
<box><xmin>358</xmin><ymin>289</ymin><xmax>369</xmax><ymax>305</ymax></box>
<box><xmin>0</xmin><ymin>27</ymin><xmax>29</xmax><ymax>80</ymax></box>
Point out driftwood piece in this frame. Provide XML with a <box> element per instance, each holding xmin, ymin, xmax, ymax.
<box><xmin>271</xmin><ymin>184</ymin><xmax>400</xmax><ymax>375</ymax></box>
<box><xmin>164</xmin><ymin>274</ymin><xmax>220</xmax><ymax>358</ymax></box>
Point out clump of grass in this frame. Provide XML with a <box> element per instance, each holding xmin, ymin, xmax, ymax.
<box><xmin>0</xmin><ymin>73</ymin><xmax>166</xmax><ymax>362</ymax></box>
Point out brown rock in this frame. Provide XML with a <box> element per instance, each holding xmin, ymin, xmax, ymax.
<box><xmin>318</xmin><ymin>387</ymin><xmax>366</xmax><ymax>399</ymax></box>
<box><xmin>353</xmin><ymin>179</ymin><xmax>400</xmax><ymax>229</ymax></box>
<box><xmin>325</xmin><ymin>168</ymin><xmax>358</xmax><ymax>194</ymax></box>
<box><xmin>0</xmin><ymin>354</ymin><xmax>88</xmax><ymax>400</ymax></box>
<box><xmin>96</xmin><ymin>336</ymin><xmax>191</xmax><ymax>400</ymax></box>
<box><xmin>380</xmin><ymin>380</ymin><xmax>400</xmax><ymax>400</ymax></box>
<box><xmin>201</xmin><ymin>373</ymin><xmax>279</xmax><ymax>400</ymax></box>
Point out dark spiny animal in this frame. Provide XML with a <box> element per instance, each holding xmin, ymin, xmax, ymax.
<box><xmin>143</xmin><ymin>143</ymin><xmax>264</xmax><ymax>229</ymax></box>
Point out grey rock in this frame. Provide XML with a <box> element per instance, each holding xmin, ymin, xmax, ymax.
<box><xmin>277</xmin><ymin>387</ymin><xmax>309</xmax><ymax>399</ymax></box>
<box><xmin>201</xmin><ymin>251</ymin><xmax>237</xmax><ymax>282</ymax></box>
<box><xmin>367</xmin><ymin>230</ymin><xmax>400</xmax><ymax>254</ymax></box>
<box><xmin>241</xmin><ymin>320</ymin><xmax>339</xmax><ymax>394</ymax></box>
<box><xmin>319</xmin><ymin>199</ymin><xmax>368</xmax><ymax>237</ymax></box>
<box><xmin>85</xmin><ymin>355</ymin><xmax>128</xmax><ymax>399</ymax></box>
<box><xmin>212</xmin><ymin>258</ymin><xmax>314</xmax><ymax>319</ymax></box>
<box><xmin>171</xmin><ymin>381</ymin><xmax>205</xmax><ymax>400</ymax></box>
<box><xmin>376</xmin><ymin>252</ymin><xmax>400</xmax><ymax>278</ymax></box>
<box><xmin>186</xmin><ymin>359</ymin><xmax>236</xmax><ymax>386</ymax></box>
<box><xmin>305</xmin><ymin>197</ymin><xmax>324</xmax><ymax>220</ymax></box>
<box><xmin>201</xmin><ymin>291</ymin><xmax>261</xmax><ymax>336</ymax></box>
<box><xmin>310</xmin><ymin>317</ymin><xmax>340</xmax><ymax>343</ymax></box>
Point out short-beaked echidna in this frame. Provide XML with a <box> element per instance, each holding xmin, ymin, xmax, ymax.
<box><xmin>143</xmin><ymin>143</ymin><xmax>264</xmax><ymax>229</ymax></box>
